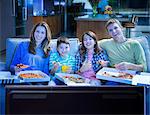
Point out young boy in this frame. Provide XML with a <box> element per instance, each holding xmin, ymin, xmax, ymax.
<box><xmin>49</xmin><ymin>36</ymin><xmax>75</xmax><ymax>85</ymax></box>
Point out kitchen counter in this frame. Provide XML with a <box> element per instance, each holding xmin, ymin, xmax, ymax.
<box><xmin>75</xmin><ymin>14</ymin><xmax>111</xmax><ymax>41</ymax></box>
<box><xmin>74</xmin><ymin>14</ymin><xmax>110</xmax><ymax>21</ymax></box>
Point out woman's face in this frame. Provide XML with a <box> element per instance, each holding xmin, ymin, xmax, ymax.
<box><xmin>83</xmin><ymin>34</ymin><xmax>95</xmax><ymax>50</ymax></box>
<box><xmin>107</xmin><ymin>23</ymin><xmax>124</xmax><ymax>42</ymax></box>
<box><xmin>57</xmin><ymin>43</ymin><xmax>70</xmax><ymax>57</ymax></box>
<box><xmin>34</xmin><ymin>26</ymin><xmax>46</xmax><ymax>45</ymax></box>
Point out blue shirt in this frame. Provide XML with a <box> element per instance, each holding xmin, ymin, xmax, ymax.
<box><xmin>10</xmin><ymin>42</ymin><xmax>49</xmax><ymax>74</ymax></box>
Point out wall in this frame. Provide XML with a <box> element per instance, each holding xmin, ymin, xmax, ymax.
<box><xmin>0</xmin><ymin>0</ymin><xmax>15</xmax><ymax>51</ymax></box>
<box><xmin>0</xmin><ymin>1</ymin><xmax>2</xmax><ymax>51</ymax></box>
<box><xmin>33</xmin><ymin>0</ymin><xmax>43</xmax><ymax>16</ymax></box>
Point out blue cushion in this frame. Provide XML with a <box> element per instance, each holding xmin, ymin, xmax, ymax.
<box><xmin>6</xmin><ymin>38</ymin><xmax>30</xmax><ymax>70</ymax></box>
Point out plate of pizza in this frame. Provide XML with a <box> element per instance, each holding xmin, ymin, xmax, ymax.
<box><xmin>55</xmin><ymin>73</ymin><xmax>90</xmax><ymax>86</ymax></box>
<box><xmin>17</xmin><ymin>70</ymin><xmax>50</xmax><ymax>83</ymax></box>
<box><xmin>96</xmin><ymin>67</ymin><xmax>136</xmax><ymax>84</ymax></box>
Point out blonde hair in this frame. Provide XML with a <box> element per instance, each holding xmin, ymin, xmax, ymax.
<box><xmin>105</xmin><ymin>18</ymin><xmax>123</xmax><ymax>30</ymax></box>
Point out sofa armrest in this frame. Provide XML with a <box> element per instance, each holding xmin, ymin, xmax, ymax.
<box><xmin>6</xmin><ymin>38</ymin><xmax>30</xmax><ymax>70</ymax></box>
<box><xmin>131</xmin><ymin>36</ymin><xmax>150</xmax><ymax>72</ymax></box>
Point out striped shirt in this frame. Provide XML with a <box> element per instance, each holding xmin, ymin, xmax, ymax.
<box><xmin>49</xmin><ymin>51</ymin><xmax>76</xmax><ymax>73</ymax></box>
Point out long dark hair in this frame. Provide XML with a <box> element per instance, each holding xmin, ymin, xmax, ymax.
<box><xmin>28</xmin><ymin>21</ymin><xmax>52</xmax><ymax>57</ymax></box>
<box><xmin>80</xmin><ymin>31</ymin><xmax>102</xmax><ymax>61</ymax></box>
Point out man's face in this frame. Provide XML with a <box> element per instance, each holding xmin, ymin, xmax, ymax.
<box><xmin>107</xmin><ymin>23</ymin><xmax>124</xmax><ymax>42</ymax></box>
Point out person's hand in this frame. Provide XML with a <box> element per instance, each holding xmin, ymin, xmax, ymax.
<box><xmin>80</xmin><ymin>60</ymin><xmax>92</xmax><ymax>72</ymax></box>
<box><xmin>98</xmin><ymin>60</ymin><xmax>109</xmax><ymax>67</ymax></box>
<box><xmin>52</xmin><ymin>61</ymin><xmax>61</xmax><ymax>71</ymax></box>
<box><xmin>14</xmin><ymin>66</ymin><xmax>22</xmax><ymax>74</ymax></box>
<box><xmin>50</xmin><ymin>62</ymin><xmax>61</xmax><ymax>75</ymax></box>
<box><xmin>114</xmin><ymin>62</ymin><xmax>130</xmax><ymax>70</ymax></box>
<box><xmin>14</xmin><ymin>63</ymin><xmax>29</xmax><ymax>74</ymax></box>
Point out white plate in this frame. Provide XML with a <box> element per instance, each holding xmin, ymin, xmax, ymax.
<box><xmin>132</xmin><ymin>75</ymin><xmax>150</xmax><ymax>86</ymax></box>
<box><xmin>55</xmin><ymin>73</ymin><xmax>90</xmax><ymax>86</ymax></box>
<box><xmin>17</xmin><ymin>70</ymin><xmax>50</xmax><ymax>83</ymax></box>
<box><xmin>96</xmin><ymin>67</ymin><xmax>136</xmax><ymax>84</ymax></box>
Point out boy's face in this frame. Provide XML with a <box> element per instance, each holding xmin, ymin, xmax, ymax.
<box><xmin>107</xmin><ymin>23</ymin><xmax>124</xmax><ymax>42</ymax></box>
<box><xmin>57</xmin><ymin>43</ymin><xmax>70</xmax><ymax>57</ymax></box>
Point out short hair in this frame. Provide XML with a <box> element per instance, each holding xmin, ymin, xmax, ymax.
<box><xmin>105</xmin><ymin>18</ymin><xmax>123</xmax><ymax>29</ymax></box>
<box><xmin>57</xmin><ymin>36</ymin><xmax>70</xmax><ymax>48</ymax></box>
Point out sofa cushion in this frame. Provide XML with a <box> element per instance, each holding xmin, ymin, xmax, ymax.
<box><xmin>50</xmin><ymin>38</ymin><xmax>79</xmax><ymax>56</ymax></box>
<box><xmin>6</xmin><ymin>38</ymin><xmax>30</xmax><ymax>70</ymax></box>
<box><xmin>6</xmin><ymin>38</ymin><xmax>79</xmax><ymax>70</ymax></box>
<box><xmin>131</xmin><ymin>36</ymin><xmax>150</xmax><ymax>72</ymax></box>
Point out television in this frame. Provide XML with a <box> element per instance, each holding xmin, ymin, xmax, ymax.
<box><xmin>5</xmin><ymin>85</ymin><xmax>144</xmax><ymax>115</ymax></box>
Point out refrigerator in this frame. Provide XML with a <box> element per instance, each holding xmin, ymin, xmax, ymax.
<box><xmin>0</xmin><ymin>0</ymin><xmax>33</xmax><ymax>52</ymax></box>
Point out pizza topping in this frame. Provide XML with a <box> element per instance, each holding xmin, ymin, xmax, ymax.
<box><xmin>19</xmin><ymin>73</ymin><xmax>44</xmax><ymax>79</ymax></box>
<box><xmin>17</xmin><ymin>64</ymin><xmax>29</xmax><ymax>69</ymax></box>
<box><xmin>63</xmin><ymin>76</ymin><xmax>85</xmax><ymax>83</ymax></box>
<box><xmin>101</xmin><ymin>71</ymin><xmax>133</xmax><ymax>79</ymax></box>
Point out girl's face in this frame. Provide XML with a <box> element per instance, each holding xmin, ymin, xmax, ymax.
<box><xmin>83</xmin><ymin>34</ymin><xmax>95</xmax><ymax>50</ymax></box>
<box><xmin>34</xmin><ymin>26</ymin><xmax>46</xmax><ymax>45</ymax></box>
<box><xmin>107</xmin><ymin>23</ymin><xmax>124</xmax><ymax>42</ymax></box>
<box><xmin>57</xmin><ymin>43</ymin><xmax>70</xmax><ymax>57</ymax></box>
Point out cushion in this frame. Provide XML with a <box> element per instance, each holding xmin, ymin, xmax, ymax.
<box><xmin>6</xmin><ymin>38</ymin><xmax>30</xmax><ymax>70</ymax></box>
<box><xmin>6</xmin><ymin>38</ymin><xmax>79</xmax><ymax>70</ymax></box>
<box><xmin>50</xmin><ymin>38</ymin><xmax>79</xmax><ymax>56</ymax></box>
<box><xmin>131</xmin><ymin>36</ymin><xmax>150</xmax><ymax>72</ymax></box>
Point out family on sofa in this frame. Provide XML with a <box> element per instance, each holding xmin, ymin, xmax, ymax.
<box><xmin>7</xmin><ymin>19</ymin><xmax>149</xmax><ymax>86</ymax></box>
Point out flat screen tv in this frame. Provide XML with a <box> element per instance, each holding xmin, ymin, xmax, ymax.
<box><xmin>5</xmin><ymin>85</ymin><xmax>144</xmax><ymax>115</ymax></box>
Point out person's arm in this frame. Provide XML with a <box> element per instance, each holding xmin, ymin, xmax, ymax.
<box><xmin>115</xmin><ymin>41</ymin><xmax>146</xmax><ymax>72</ymax></box>
<box><xmin>43</xmin><ymin>56</ymin><xmax>50</xmax><ymax>75</ymax></box>
<box><xmin>115</xmin><ymin>62</ymin><xmax>144</xmax><ymax>71</ymax></box>
<box><xmin>49</xmin><ymin>52</ymin><xmax>60</xmax><ymax>75</ymax></box>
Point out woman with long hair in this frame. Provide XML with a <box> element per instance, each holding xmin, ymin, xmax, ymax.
<box><xmin>10</xmin><ymin>21</ymin><xmax>52</xmax><ymax>75</ymax></box>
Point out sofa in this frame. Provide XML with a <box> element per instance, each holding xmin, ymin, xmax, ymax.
<box><xmin>6</xmin><ymin>37</ymin><xmax>80</xmax><ymax>71</ymax></box>
<box><xmin>5</xmin><ymin>35</ymin><xmax>150</xmax><ymax>72</ymax></box>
